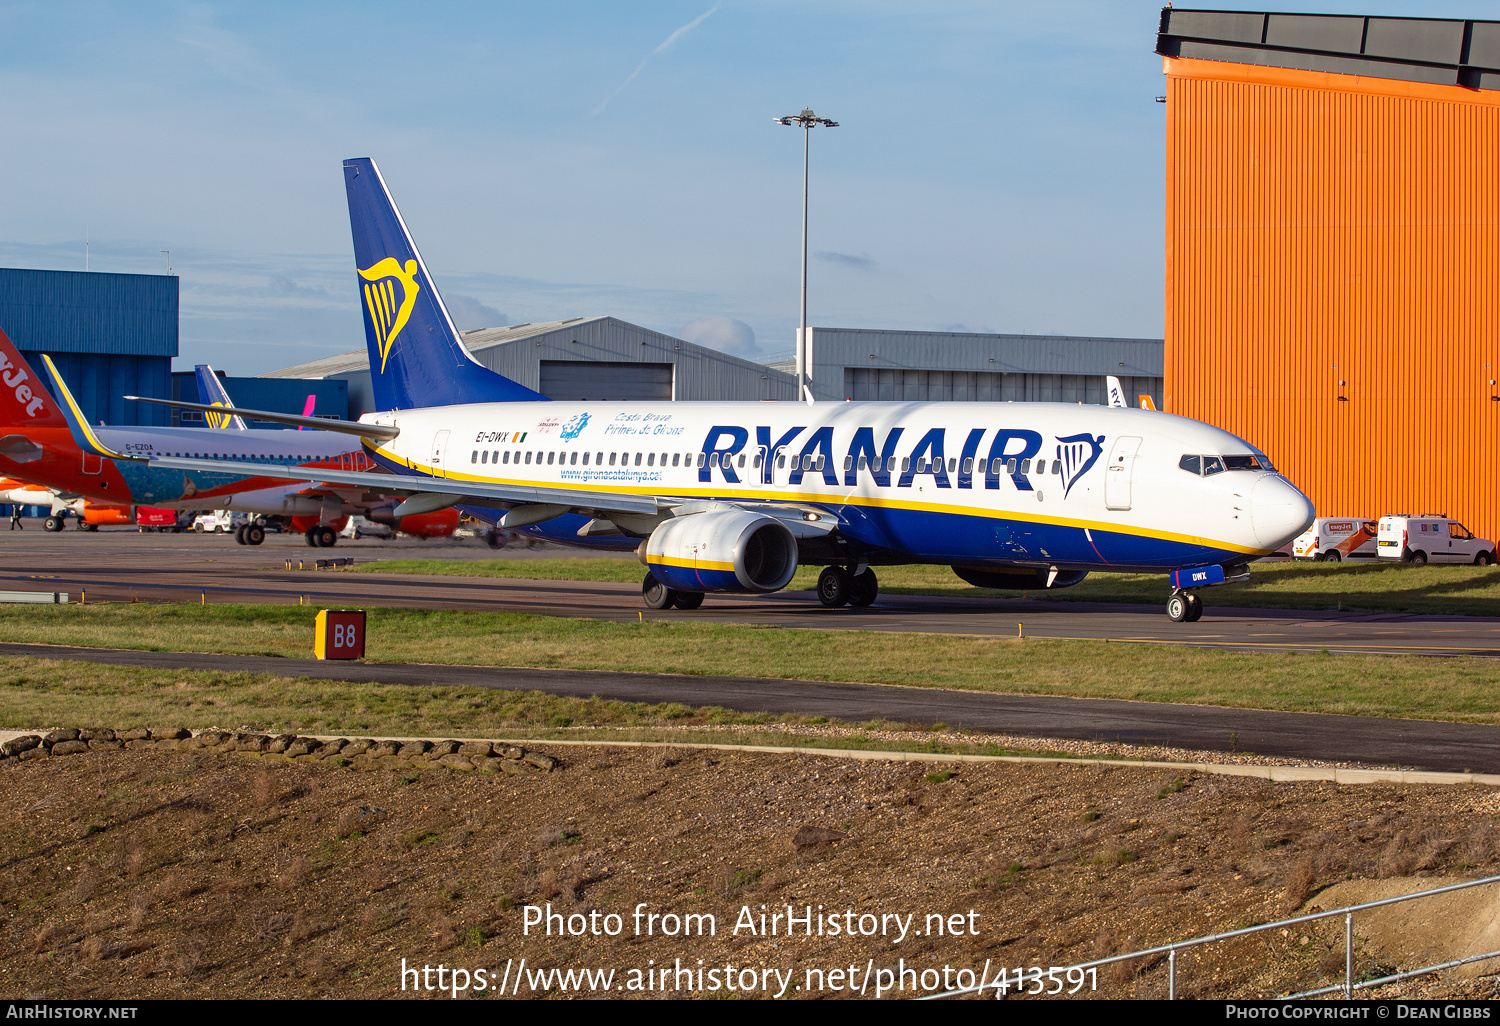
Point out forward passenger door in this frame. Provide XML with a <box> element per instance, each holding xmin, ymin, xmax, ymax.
<box><xmin>1104</xmin><ymin>436</ymin><xmax>1142</xmax><ymax>511</ymax></box>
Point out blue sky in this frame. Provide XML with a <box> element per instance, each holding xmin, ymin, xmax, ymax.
<box><xmin>0</xmin><ymin>0</ymin><xmax>1492</xmax><ymax>374</ymax></box>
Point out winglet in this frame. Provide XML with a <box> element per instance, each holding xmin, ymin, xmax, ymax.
<box><xmin>39</xmin><ymin>355</ymin><xmax>139</xmax><ymax>461</ymax></box>
<box><xmin>1106</xmin><ymin>376</ymin><xmax>1127</xmax><ymax>408</ymax></box>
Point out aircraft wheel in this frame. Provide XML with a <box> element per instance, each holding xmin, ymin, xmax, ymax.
<box><xmin>245</xmin><ymin>524</ymin><xmax>265</xmax><ymax>546</ymax></box>
<box><xmin>304</xmin><ymin>528</ymin><xmax>319</xmax><ymax>547</ymax></box>
<box><xmin>848</xmin><ymin>569</ymin><xmax>879</xmax><ymax>607</ymax></box>
<box><xmin>672</xmin><ymin>591</ymin><xmax>705</xmax><ymax>610</ymax></box>
<box><xmin>642</xmin><ymin>572</ymin><xmax>676</xmax><ymax>610</ymax></box>
<box><xmin>817</xmin><ymin>566</ymin><xmax>852</xmax><ymax>607</ymax></box>
<box><xmin>315</xmin><ymin>526</ymin><xmax>338</xmax><ymax>548</ymax></box>
<box><xmin>1167</xmin><ymin>592</ymin><xmax>1190</xmax><ymax>622</ymax></box>
<box><xmin>43</xmin><ymin>515</ymin><xmax>64</xmax><ymax>532</ymax></box>
<box><xmin>1184</xmin><ymin>592</ymin><xmax>1203</xmax><ymax>622</ymax></box>
<box><xmin>234</xmin><ymin>525</ymin><xmax>247</xmax><ymax>545</ymax></box>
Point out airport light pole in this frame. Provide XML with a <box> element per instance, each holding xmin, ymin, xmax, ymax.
<box><xmin>776</xmin><ymin>108</ymin><xmax>837</xmax><ymax>403</ymax></box>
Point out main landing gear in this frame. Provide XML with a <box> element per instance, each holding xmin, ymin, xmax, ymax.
<box><xmin>817</xmin><ymin>566</ymin><xmax>879</xmax><ymax>608</ymax></box>
<box><xmin>235</xmin><ymin>523</ymin><xmax>266</xmax><ymax>546</ymax></box>
<box><xmin>1166</xmin><ymin>590</ymin><xmax>1203</xmax><ymax>623</ymax></box>
<box><xmin>304</xmin><ymin>525</ymin><xmax>338</xmax><ymax>548</ymax></box>
<box><xmin>642</xmin><ymin>572</ymin><xmax>705</xmax><ymax>610</ymax></box>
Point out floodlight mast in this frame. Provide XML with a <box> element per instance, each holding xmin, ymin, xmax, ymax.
<box><xmin>775</xmin><ymin>108</ymin><xmax>837</xmax><ymax>404</ymax></box>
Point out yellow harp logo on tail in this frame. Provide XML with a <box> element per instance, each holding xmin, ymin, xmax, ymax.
<box><xmin>358</xmin><ymin>258</ymin><xmax>421</xmax><ymax>373</ymax></box>
<box><xmin>206</xmin><ymin>402</ymin><xmax>232</xmax><ymax>430</ymax></box>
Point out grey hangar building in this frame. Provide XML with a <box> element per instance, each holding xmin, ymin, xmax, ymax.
<box><xmin>266</xmin><ymin>315</ymin><xmax>1164</xmax><ymax>417</ymax></box>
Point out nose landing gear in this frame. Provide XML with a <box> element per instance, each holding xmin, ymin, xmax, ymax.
<box><xmin>1166</xmin><ymin>590</ymin><xmax>1203</xmax><ymax>623</ymax></box>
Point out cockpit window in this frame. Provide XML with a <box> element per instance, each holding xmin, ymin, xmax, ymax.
<box><xmin>1178</xmin><ymin>454</ymin><xmax>1201</xmax><ymax>475</ymax></box>
<box><xmin>1224</xmin><ymin>454</ymin><xmax>1273</xmax><ymax>471</ymax></box>
<box><xmin>1202</xmin><ymin>456</ymin><xmax>1225</xmax><ymax>476</ymax></box>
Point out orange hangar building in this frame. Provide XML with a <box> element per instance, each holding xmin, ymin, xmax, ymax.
<box><xmin>1156</xmin><ymin>9</ymin><xmax>1500</xmax><ymax>548</ymax></box>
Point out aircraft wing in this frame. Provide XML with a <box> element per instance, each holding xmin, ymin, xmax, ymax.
<box><xmin>140</xmin><ymin>455</ymin><xmax>664</xmax><ymax>518</ymax></box>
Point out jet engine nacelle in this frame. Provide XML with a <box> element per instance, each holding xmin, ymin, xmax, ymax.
<box><xmin>952</xmin><ymin>566</ymin><xmax>1090</xmax><ymax>590</ymax></box>
<box><xmin>219</xmin><ymin>487</ymin><xmax>326</xmax><ymax>517</ymax></box>
<box><xmin>644</xmin><ymin>509</ymin><xmax>798</xmax><ymax>594</ymax></box>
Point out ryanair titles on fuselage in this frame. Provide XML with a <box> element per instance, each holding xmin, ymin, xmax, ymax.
<box><xmin>454</xmin><ymin>406</ymin><xmax>1116</xmax><ymax>499</ymax></box>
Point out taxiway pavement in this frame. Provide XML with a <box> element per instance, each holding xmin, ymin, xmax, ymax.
<box><xmin>0</xmin><ymin>530</ymin><xmax>1497</xmax><ymax>657</ymax></box>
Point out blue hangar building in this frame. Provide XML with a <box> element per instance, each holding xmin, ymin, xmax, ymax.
<box><xmin>0</xmin><ymin>267</ymin><xmax>178</xmax><ymax>427</ymax></box>
<box><xmin>0</xmin><ymin>266</ymin><xmax>344</xmax><ymax>430</ymax></box>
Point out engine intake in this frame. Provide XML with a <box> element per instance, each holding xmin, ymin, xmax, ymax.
<box><xmin>645</xmin><ymin>510</ymin><xmax>798</xmax><ymax>593</ymax></box>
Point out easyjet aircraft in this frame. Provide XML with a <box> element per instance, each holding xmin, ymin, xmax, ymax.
<box><xmin>0</xmin><ymin>332</ymin><xmax>456</xmax><ymax>546</ymax></box>
<box><xmin>89</xmin><ymin>157</ymin><xmax>1313</xmax><ymax>621</ymax></box>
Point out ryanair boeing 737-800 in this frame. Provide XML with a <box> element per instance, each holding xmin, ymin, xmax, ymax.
<box><xmin>65</xmin><ymin>157</ymin><xmax>1313</xmax><ymax>622</ymax></box>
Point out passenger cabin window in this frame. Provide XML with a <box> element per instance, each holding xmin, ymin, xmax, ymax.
<box><xmin>753</xmin><ymin>454</ymin><xmax>762</xmax><ymax>469</ymax></box>
<box><xmin>672</xmin><ymin>453</ymin><xmax>680</xmax><ymax>467</ymax></box>
<box><xmin>582</xmin><ymin>452</ymin><xmax>590</xmax><ymax>465</ymax></box>
<box><xmin>901</xmin><ymin>457</ymin><xmax>911</xmax><ymax>473</ymax></box>
<box><xmin>1020</xmin><ymin>459</ymin><xmax>1031</xmax><ymax>474</ymax></box>
<box><xmin>570</xmin><ymin>452</ymin><xmax>578</xmax><ymax>465</ymax></box>
<box><xmin>1006</xmin><ymin>458</ymin><xmax>1017</xmax><ymax>475</ymax></box>
<box><xmin>1179</xmin><ymin>455</ymin><xmax>1201</xmax><ymax>475</ymax></box>
<box><xmin>547</xmin><ymin>452</ymin><xmax>555</xmax><ymax>465</ymax></box>
<box><xmin>697</xmin><ymin>453</ymin><xmax>706</xmax><ymax>468</ymax></box>
<box><xmin>472</xmin><ymin>450</ymin><xmax>479</xmax><ymax>464</ymax></box>
<box><xmin>777</xmin><ymin>454</ymin><xmax>786</xmax><ymax>469</ymax></box>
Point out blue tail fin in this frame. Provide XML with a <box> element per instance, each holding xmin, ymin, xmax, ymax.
<box><xmin>194</xmin><ymin>365</ymin><xmax>249</xmax><ymax>430</ymax></box>
<box><xmin>343</xmin><ymin>157</ymin><xmax>546</xmax><ymax>409</ymax></box>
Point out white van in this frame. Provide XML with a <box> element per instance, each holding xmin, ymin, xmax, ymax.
<box><xmin>1291</xmin><ymin>518</ymin><xmax>1377</xmax><ymax>562</ymax></box>
<box><xmin>1376</xmin><ymin>515</ymin><xmax>1496</xmax><ymax>565</ymax></box>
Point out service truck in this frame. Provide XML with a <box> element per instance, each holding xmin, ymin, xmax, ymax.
<box><xmin>1376</xmin><ymin>515</ymin><xmax>1496</xmax><ymax>564</ymax></box>
<box><xmin>1291</xmin><ymin>518</ymin><xmax>1378</xmax><ymax>562</ymax></box>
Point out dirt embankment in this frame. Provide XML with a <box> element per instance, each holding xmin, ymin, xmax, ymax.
<box><xmin>6</xmin><ymin>742</ymin><xmax>1500</xmax><ymax>1000</ymax></box>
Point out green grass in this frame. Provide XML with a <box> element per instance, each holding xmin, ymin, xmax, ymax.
<box><xmin>0</xmin><ymin>656</ymin><xmax>1063</xmax><ymax>759</ymax></box>
<box><xmin>348</xmin><ymin>557</ymin><xmax>1500</xmax><ymax>616</ymax></box>
<box><xmin>0</xmin><ymin>603</ymin><xmax>1499</xmax><ymax>722</ymax></box>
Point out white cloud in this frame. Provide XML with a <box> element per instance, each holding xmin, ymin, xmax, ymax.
<box><xmin>680</xmin><ymin>316</ymin><xmax>757</xmax><ymax>358</ymax></box>
<box><xmin>815</xmin><ymin>251</ymin><xmax>876</xmax><ymax>271</ymax></box>
<box><xmin>443</xmin><ymin>293</ymin><xmax>508</xmax><ymax>331</ymax></box>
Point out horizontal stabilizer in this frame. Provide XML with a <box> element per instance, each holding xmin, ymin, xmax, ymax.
<box><xmin>123</xmin><ymin>396</ymin><xmax>399</xmax><ymax>441</ymax></box>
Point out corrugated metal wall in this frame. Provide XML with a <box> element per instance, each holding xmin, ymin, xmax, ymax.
<box><xmin>0</xmin><ymin>268</ymin><xmax>177</xmax><ymax>356</ymax></box>
<box><xmin>467</xmin><ymin>317</ymin><xmax>798</xmax><ymax>402</ymax></box>
<box><xmin>1165</xmin><ymin>56</ymin><xmax>1500</xmax><ymax>545</ymax></box>
<box><xmin>35</xmin><ymin>352</ymin><xmax>172</xmax><ymax>427</ymax></box>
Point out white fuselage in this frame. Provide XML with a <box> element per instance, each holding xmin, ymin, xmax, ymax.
<box><xmin>361</xmin><ymin>400</ymin><xmax>1315</xmax><ymax>572</ymax></box>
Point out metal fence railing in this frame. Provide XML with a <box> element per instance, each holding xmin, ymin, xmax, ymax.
<box><xmin>921</xmin><ymin>871</ymin><xmax>1500</xmax><ymax>1000</ymax></box>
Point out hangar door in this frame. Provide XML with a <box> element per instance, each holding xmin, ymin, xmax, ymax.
<box><xmin>539</xmin><ymin>361</ymin><xmax>673</xmax><ymax>401</ymax></box>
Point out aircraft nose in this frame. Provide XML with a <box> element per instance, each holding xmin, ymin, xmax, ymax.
<box><xmin>1250</xmin><ymin>475</ymin><xmax>1315</xmax><ymax>550</ymax></box>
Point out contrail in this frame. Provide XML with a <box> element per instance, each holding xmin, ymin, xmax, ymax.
<box><xmin>592</xmin><ymin>3</ymin><xmax>720</xmax><ymax>116</ymax></box>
